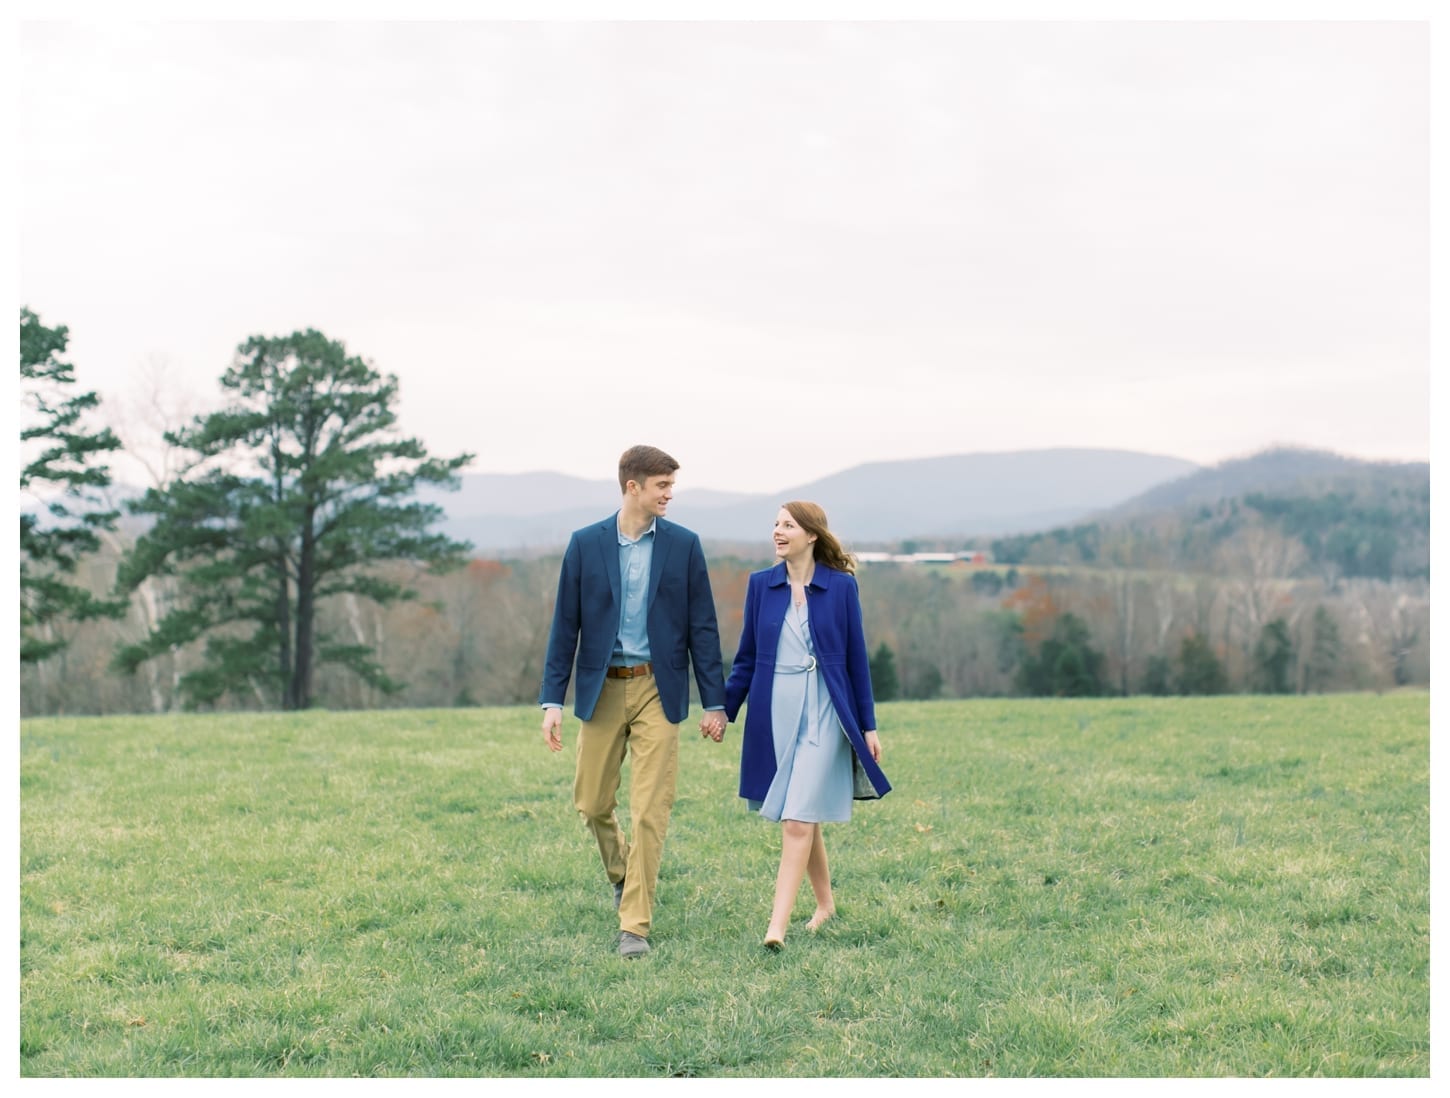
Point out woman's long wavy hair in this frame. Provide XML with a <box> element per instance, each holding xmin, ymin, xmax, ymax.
<box><xmin>782</xmin><ymin>500</ymin><xmax>856</xmax><ymax>575</ymax></box>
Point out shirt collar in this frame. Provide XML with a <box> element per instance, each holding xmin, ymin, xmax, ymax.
<box><xmin>617</xmin><ymin>515</ymin><xmax>657</xmax><ymax>546</ymax></box>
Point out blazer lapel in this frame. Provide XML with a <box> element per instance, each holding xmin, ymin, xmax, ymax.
<box><xmin>597</xmin><ymin>516</ymin><xmax>621</xmax><ymax>609</ymax></box>
<box><xmin>647</xmin><ymin>520</ymin><xmax>672</xmax><ymax>607</ymax></box>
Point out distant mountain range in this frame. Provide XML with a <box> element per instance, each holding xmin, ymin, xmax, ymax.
<box><xmin>994</xmin><ymin>446</ymin><xmax>1429</xmax><ymax>580</ymax></box>
<box><xmin>1099</xmin><ymin>447</ymin><xmax>1429</xmax><ymax>519</ymax></box>
<box><xmin>417</xmin><ymin>448</ymin><xmax>1203</xmax><ymax>552</ymax></box>
<box><xmin>33</xmin><ymin>445</ymin><xmax>1423</xmax><ymax>561</ymax></box>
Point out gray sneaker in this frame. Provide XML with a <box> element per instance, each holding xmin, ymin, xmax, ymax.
<box><xmin>618</xmin><ymin>931</ymin><xmax>650</xmax><ymax>958</ymax></box>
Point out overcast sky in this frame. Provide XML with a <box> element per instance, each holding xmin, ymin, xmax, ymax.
<box><xmin>18</xmin><ymin>13</ymin><xmax>1430</xmax><ymax>494</ymax></box>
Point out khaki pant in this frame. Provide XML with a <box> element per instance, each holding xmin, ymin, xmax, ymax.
<box><xmin>573</xmin><ymin>673</ymin><xmax>679</xmax><ymax>939</ymax></box>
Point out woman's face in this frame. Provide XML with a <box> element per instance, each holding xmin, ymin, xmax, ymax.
<box><xmin>773</xmin><ymin>507</ymin><xmax>816</xmax><ymax>564</ymax></box>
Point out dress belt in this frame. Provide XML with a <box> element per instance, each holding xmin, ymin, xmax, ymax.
<box><xmin>774</xmin><ymin>655</ymin><xmax>818</xmax><ymax>674</ymax></box>
<box><xmin>606</xmin><ymin>663</ymin><xmax>652</xmax><ymax>679</ymax></box>
<box><xmin>776</xmin><ymin>654</ymin><xmax>822</xmax><ymax>745</ymax></box>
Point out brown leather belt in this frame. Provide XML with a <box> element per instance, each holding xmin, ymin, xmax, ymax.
<box><xmin>606</xmin><ymin>663</ymin><xmax>653</xmax><ymax>679</ymax></box>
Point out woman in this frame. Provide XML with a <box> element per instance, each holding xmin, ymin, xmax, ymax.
<box><xmin>723</xmin><ymin>501</ymin><xmax>891</xmax><ymax>950</ymax></box>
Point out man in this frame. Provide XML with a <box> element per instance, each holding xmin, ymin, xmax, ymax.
<box><xmin>540</xmin><ymin>444</ymin><xmax>727</xmax><ymax>958</ymax></box>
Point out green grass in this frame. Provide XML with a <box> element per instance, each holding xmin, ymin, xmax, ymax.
<box><xmin>20</xmin><ymin>694</ymin><xmax>1429</xmax><ymax>1077</ymax></box>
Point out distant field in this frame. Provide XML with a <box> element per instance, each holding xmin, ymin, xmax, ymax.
<box><xmin>20</xmin><ymin>694</ymin><xmax>1428</xmax><ymax>1077</ymax></box>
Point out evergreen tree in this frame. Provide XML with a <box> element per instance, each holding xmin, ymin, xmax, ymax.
<box><xmin>19</xmin><ymin>308</ymin><xmax>126</xmax><ymax>662</ymax></box>
<box><xmin>906</xmin><ymin>661</ymin><xmax>944</xmax><ymax>700</ymax></box>
<box><xmin>970</xmin><ymin>569</ymin><xmax>1003</xmax><ymax>597</ymax></box>
<box><xmin>1016</xmin><ymin>612</ymin><xmax>1105</xmax><ymax>697</ymax></box>
<box><xmin>1140</xmin><ymin>654</ymin><xmax>1174</xmax><ymax>695</ymax></box>
<box><xmin>989</xmin><ymin>609</ymin><xmax>1026</xmax><ymax>676</ymax></box>
<box><xmin>868</xmin><ymin>641</ymin><xmax>900</xmax><ymax>702</ymax></box>
<box><xmin>1305</xmin><ymin>605</ymin><xmax>1342</xmax><ymax>693</ymax></box>
<box><xmin>1176</xmin><ymin>633</ymin><xmax>1228</xmax><ymax>695</ymax></box>
<box><xmin>114</xmin><ymin>330</ymin><xmax>472</xmax><ymax>709</ymax></box>
<box><xmin>1250</xmin><ymin>617</ymin><xmax>1294</xmax><ymax>694</ymax></box>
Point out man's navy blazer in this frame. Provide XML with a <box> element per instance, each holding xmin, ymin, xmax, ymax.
<box><xmin>540</xmin><ymin>513</ymin><xmax>726</xmax><ymax>724</ymax></box>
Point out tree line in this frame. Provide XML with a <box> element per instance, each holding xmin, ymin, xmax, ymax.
<box><xmin>19</xmin><ymin>308</ymin><xmax>1430</xmax><ymax>716</ymax></box>
<box><xmin>19</xmin><ymin>539</ymin><xmax>1428</xmax><ymax>718</ymax></box>
<box><xmin>856</xmin><ymin>563</ymin><xmax>1425</xmax><ymax>702</ymax></box>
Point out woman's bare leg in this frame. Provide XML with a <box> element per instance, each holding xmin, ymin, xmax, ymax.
<box><xmin>805</xmin><ymin>824</ymin><xmax>835</xmax><ymax>929</ymax></box>
<box><xmin>765</xmin><ymin>819</ymin><xmax>813</xmax><ymax>946</ymax></box>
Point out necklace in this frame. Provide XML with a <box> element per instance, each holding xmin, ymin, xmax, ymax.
<box><xmin>788</xmin><ymin>561</ymin><xmax>813</xmax><ymax>608</ymax></box>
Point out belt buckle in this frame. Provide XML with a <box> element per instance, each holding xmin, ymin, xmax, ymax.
<box><xmin>806</xmin><ymin>655</ymin><xmax>817</xmax><ymax>672</ymax></box>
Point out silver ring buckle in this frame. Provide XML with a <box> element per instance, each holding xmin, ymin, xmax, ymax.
<box><xmin>805</xmin><ymin>655</ymin><xmax>817</xmax><ymax>672</ymax></box>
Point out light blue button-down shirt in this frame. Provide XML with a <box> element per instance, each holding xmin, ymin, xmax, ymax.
<box><xmin>612</xmin><ymin>518</ymin><xmax>654</xmax><ymax>666</ymax></box>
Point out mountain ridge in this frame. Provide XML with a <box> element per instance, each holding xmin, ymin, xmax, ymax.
<box><xmin>1099</xmin><ymin>446</ymin><xmax>1429</xmax><ymax>518</ymax></box>
<box><xmin>992</xmin><ymin>445</ymin><xmax>1429</xmax><ymax>581</ymax></box>
<box><xmin>420</xmin><ymin>447</ymin><xmax>1202</xmax><ymax>550</ymax></box>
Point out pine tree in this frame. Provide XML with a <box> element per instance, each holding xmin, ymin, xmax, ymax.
<box><xmin>1176</xmin><ymin>633</ymin><xmax>1228</xmax><ymax>695</ymax></box>
<box><xmin>1251</xmin><ymin>617</ymin><xmax>1294</xmax><ymax>694</ymax></box>
<box><xmin>1305</xmin><ymin>605</ymin><xmax>1342</xmax><ymax>693</ymax></box>
<box><xmin>868</xmin><ymin>641</ymin><xmax>900</xmax><ymax>702</ymax></box>
<box><xmin>1016</xmin><ymin>612</ymin><xmax>1105</xmax><ymax>697</ymax></box>
<box><xmin>114</xmin><ymin>329</ymin><xmax>472</xmax><ymax>709</ymax></box>
<box><xmin>19</xmin><ymin>308</ymin><xmax>125</xmax><ymax>662</ymax></box>
<box><xmin>1140</xmin><ymin>654</ymin><xmax>1174</xmax><ymax>695</ymax></box>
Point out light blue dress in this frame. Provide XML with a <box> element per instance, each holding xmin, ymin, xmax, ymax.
<box><xmin>751</xmin><ymin>601</ymin><xmax>854</xmax><ymax>823</ymax></box>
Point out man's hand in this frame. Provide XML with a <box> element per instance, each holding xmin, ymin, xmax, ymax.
<box><xmin>699</xmin><ymin>711</ymin><xmax>726</xmax><ymax>742</ymax></box>
<box><xmin>542</xmin><ymin>707</ymin><xmax>564</xmax><ymax>752</ymax></box>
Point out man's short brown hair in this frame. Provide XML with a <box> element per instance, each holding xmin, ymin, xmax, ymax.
<box><xmin>619</xmin><ymin>445</ymin><xmax>680</xmax><ymax>493</ymax></box>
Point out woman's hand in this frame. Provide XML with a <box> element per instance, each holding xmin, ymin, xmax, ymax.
<box><xmin>863</xmin><ymin>730</ymin><xmax>882</xmax><ymax>762</ymax></box>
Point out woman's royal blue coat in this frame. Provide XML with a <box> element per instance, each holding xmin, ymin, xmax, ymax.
<box><xmin>724</xmin><ymin>563</ymin><xmax>891</xmax><ymax>804</ymax></box>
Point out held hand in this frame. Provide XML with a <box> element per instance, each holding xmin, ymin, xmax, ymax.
<box><xmin>699</xmin><ymin>711</ymin><xmax>726</xmax><ymax>742</ymax></box>
<box><xmin>864</xmin><ymin>730</ymin><xmax>882</xmax><ymax>762</ymax></box>
<box><xmin>541</xmin><ymin>707</ymin><xmax>564</xmax><ymax>752</ymax></box>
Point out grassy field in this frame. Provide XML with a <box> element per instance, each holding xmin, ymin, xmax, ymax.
<box><xmin>19</xmin><ymin>693</ymin><xmax>1429</xmax><ymax>1077</ymax></box>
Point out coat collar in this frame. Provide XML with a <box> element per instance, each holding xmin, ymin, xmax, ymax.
<box><xmin>765</xmin><ymin>560</ymin><xmax>832</xmax><ymax>591</ymax></box>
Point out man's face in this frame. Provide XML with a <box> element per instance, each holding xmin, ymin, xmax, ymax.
<box><xmin>631</xmin><ymin>474</ymin><xmax>674</xmax><ymax>516</ymax></box>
